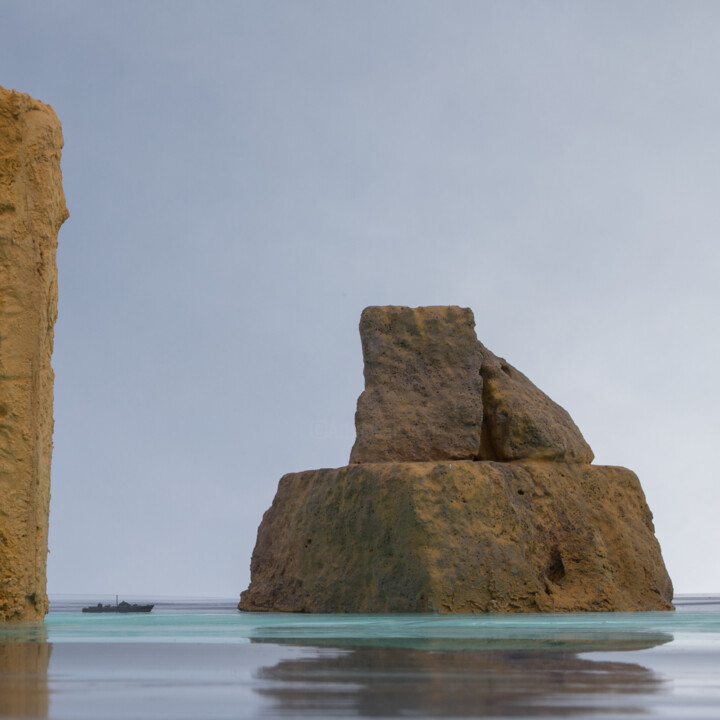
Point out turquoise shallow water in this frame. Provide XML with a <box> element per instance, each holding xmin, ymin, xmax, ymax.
<box><xmin>0</xmin><ymin>596</ymin><xmax>718</xmax><ymax>719</ymax></box>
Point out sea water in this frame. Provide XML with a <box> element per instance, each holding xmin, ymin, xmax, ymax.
<box><xmin>0</xmin><ymin>596</ymin><xmax>718</xmax><ymax>719</ymax></box>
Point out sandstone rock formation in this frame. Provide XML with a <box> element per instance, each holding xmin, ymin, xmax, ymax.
<box><xmin>240</xmin><ymin>306</ymin><xmax>673</xmax><ymax>613</ymax></box>
<box><xmin>241</xmin><ymin>462</ymin><xmax>671</xmax><ymax>612</ymax></box>
<box><xmin>477</xmin><ymin>341</ymin><xmax>594</xmax><ymax>463</ymax></box>
<box><xmin>0</xmin><ymin>87</ymin><xmax>68</xmax><ymax>622</ymax></box>
<box><xmin>350</xmin><ymin>306</ymin><xmax>484</xmax><ymax>463</ymax></box>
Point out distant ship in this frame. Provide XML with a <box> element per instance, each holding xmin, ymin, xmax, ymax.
<box><xmin>82</xmin><ymin>596</ymin><xmax>154</xmax><ymax>613</ymax></box>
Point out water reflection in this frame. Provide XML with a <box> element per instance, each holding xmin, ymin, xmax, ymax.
<box><xmin>0</xmin><ymin>610</ymin><xmax>681</xmax><ymax>719</ymax></box>
<box><xmin>254</xmin><ymin>632</ymin><xmax>672</xmax><ymax>717</ymax></box>
<box><xmin>0</xmin><ymin>626</ymin><xmax>50</xmax><ymax>719</ymax></box>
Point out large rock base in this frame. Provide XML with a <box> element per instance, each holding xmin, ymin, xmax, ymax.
<box><xmin>240</xmin><ymin>461</ymin><xmax>673</xmax><ymax>613</ymax></box>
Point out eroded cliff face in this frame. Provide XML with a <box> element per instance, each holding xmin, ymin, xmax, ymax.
<box><xmin>240</xmin><ymin>462</ymin><xmax>672</xmax><ymax>613</ymax></box>
<box><xmin>0</xmin><ymin>87</ymin><xmax>68</xmax><ymax>622</ymax></box>
<box><xmin>240</xmin><ymin>306</ymin><xmax>673</xmax><ymax>613</ymax></box>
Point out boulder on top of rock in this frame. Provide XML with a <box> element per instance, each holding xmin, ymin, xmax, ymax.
<box><xmin>349</xmin><ymin>306</ymin><xmax>484</xmax><ymax>463</ymax></box>
<box><xmin>478</xmin><ymin>342</ymin><xmax>594</xmax><ymax>463</ymax></box>
<box><xmin>348</xmin><ymin>305</ymin><xmax>592</xmax><ymax>464</ymax></box>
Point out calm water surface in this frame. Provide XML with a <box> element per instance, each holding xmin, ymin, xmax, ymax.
<box><xmin>0</xmin><ymin>595</ymin><xmax>717</xmax><ymax>719</ymax></box>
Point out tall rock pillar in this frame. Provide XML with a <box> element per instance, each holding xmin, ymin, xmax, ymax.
<box><xmin>0</xmin><ymin>87</ymin><xmax>68</xmax><ymax>622</ymax></box>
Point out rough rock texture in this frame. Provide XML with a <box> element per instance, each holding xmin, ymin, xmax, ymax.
<box><xmin>349</xmin><ymin>306</ymin><xmax>484</xmax><ymax>463</ymax></box>
<box><xmin>239</xmin><ymin>461</ymin><xmax>673</xmax><ymax>613</ymax></box>
<box><xmin>0</xmin><ymin>87</ymin><xmax>68</xmax><ymax>622</ymax></box>
<box><xmin>477</xmin><ymin>342</ymin><xmax>594</xmax><ymax>463</ymax></box>
<box><xmin>349</xmin><ymin>305</ymin><xmax>592</xmax><ymax>465</ymax></box>
<box><xmin>241</xmin><ymin>305</ymin><xmax>673</xmax><ymax>613</ymax></box>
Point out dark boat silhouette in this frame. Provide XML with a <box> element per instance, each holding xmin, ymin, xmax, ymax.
<box><xmin>82</xmin><ymin>596</ymin><xmax>154</xmax><ymax>613</ymax></box>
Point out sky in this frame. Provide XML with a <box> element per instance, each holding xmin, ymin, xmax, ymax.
<box><xmin>1</xmin><ymin>0</ymin><xmax>719</xmax><ymax>599</ymax></box>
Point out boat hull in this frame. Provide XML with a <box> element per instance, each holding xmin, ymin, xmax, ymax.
<box><xmin>82</xmin><ymin>603</ymin><xmax>154</xmax><ymax>613</ymax></box>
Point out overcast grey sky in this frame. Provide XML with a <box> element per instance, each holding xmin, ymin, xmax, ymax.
<box><xmin>2</xmin><ymin>0</ymin><xmax>719</xmax><ymax>598</ymax></box>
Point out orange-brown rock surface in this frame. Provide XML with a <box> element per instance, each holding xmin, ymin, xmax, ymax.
<box><xmin>350</xmin><ymin>306</ymin><xmax>483</xmax><ymax>463</ymax></box>
<box><xmin>477</xmin><ymin>341</ymin><xmax>594</xmax><ymax>463</ymax></box>
<box><xmin>240</xmin><ymin>306</ymin><xmax>673</xmax><ymax>613</ymax></box>
<box><xmin>0</xmin><ymin>87</ymin><xmax>68</xmax><ymax>622</ymax></box>
<box><xmin>240</xmin><ymin>462</ymin><xmax>672</xmax><ymax>613</ymax></box>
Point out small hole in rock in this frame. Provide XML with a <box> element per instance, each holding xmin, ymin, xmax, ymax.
<box><xmin>545</xmin><ymin>546</ymin><xmax>566</xmax><ymax>584</ymax></box>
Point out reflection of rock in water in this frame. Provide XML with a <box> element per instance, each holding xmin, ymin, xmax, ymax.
<box><xmin>0</xmin><ymin>641</ymin><xmax>50</xmax><ymax>718</ymax></box>
<box><xmin>250</xmin><ymin>630</ymin><xmax>673</xmax><ymax>654</ymax></box>
<box><xmin>255</xmin><ymin>645</ymin><xmax>668</xmax><ymax>718</ymax></box>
